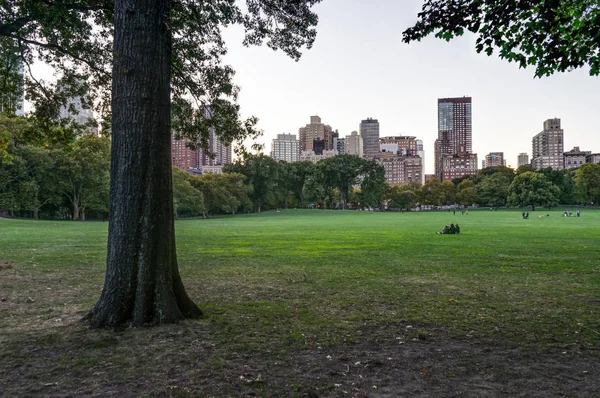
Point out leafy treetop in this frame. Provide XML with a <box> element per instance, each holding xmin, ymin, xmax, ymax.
<box><xmin>402</xmin><ymin>0</ymin><xmax>600</xmax><ymax>77</ymax></box>
<box><xmin>0</xmin><ymin>0</ymin><xmax>322</xmax><ymax>150</ymax></box>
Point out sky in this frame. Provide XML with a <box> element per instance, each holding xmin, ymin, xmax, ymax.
<box><xmin>219</xmin><ymin>0</ymin><xmax>600</xmax><ymax>174</ymax></box>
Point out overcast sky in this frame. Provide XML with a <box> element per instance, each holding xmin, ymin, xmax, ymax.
<box><xmin>221</xmin><ymin>0</ymin><xmax>600</xmax><ymax>174</ymax></box>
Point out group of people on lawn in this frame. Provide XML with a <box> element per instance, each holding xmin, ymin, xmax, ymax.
<box><xmin>437</xmin><ymin>223</ymin><xmax>460</xmax><ymax>235</ymax></box>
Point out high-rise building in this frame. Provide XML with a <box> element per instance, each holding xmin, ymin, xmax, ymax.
<box><xmin>313</xmin><ymin>139</ymin><xmax>325</xmax><ymax>155</ymax></box>
<box><xmin>374</xmin><ymin>153</ymin><xmax>422</xmax><ymax>185</ymax></box>
<box><xmin>345</xmin><ymin>131</ymin><xmax>363</xmax><ymax>156</ymax></box>
<box><xmin>299</xmin><ymin>116</ymin><xmax>333</xmax><ymax>152</ymax></box>
<box><xmin>435</xmin><ymin>96</ymin><xmax>477</xmax><ymax>181</ymax></box>
<box><xmin>379</xmin><ymin>136</ymin><xmax>418</xmax><ymax>155</ymax></box>
<box><xmin>563</xmin><ymin>146</ymin><xmax>591</xmax><ymax>169</ymax></box>
<box><xmin>416</xmin><ymin>139</ymin><xmax>425</xmax><ymax>185</ymax></box>
<box><xmin>198</xmin><ymin>107</ymin><xmax>232</xmax><ymax>166</ymax></box>
<box><xmin>517</xmin><ymin>153</ymin><xmax>529</xmax><ymax>167</ymax></box>
<box><xmin>171</xmin><ymin>107</ymin><xmax>232</xmax><ymax>171</ymax></box>
<box><xmin>0</xmin><ymin>56</ymin><xmax>24</xmax><ymax>116</ymax></box>
<box><xmin>300</xmin><ymin>150</ymin><xmax>337</xmax><ymax>163</ymax></box>
<box><xmin>171</xmin><ymin>136</ymin><xmax>199</xmax><ymax>171</ymax></box>
<box><xmin>197</xmin><ymin>127</ymin><xmax>231</xmax><ymax>166</ymax></box>
<box><xmin>531</xmin><ymin>118</ymin><xmax>564</xmax><ymax>170</ymax></box>
<box><xmin>441</xmin><ymin>154</ymin><xmax>478</xmax><ymax>181</ymax></box>
<box><xmin>484</xmin><ymin>152</ymin><xmax>504</xmax><ymax>168</ymax></box>
<box><xmin>332</xmin><ymin>130</ymin><xmax>345</xmax><ymax>155</ymax></box>
<box><xmin>172</xmin><ymin>130</ymin><xmax>231</xmax><ymax>170</ymax></box>
<box><xmin>360</xmin><ymin>118</ymin><xmax>380</xmax><ymax>158</ymax></box>
<box><xmin>59</xmin><ymin>95</ymin><xmax>97</xmax><ymax>135</ymax></box>
<box><xmin>334</xmin><ymin>138</ymin><xmax>346</xmax><ymax>155</ymax></box>
<box><xmin>271</xmin><ymin>133</ymin><xmax>300</xmax><ymax>163</ymax></box>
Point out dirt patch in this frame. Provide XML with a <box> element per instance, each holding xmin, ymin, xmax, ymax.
<box><xmin>1</xmin><ymin>321</ymin><xmax>599</xmax><ymax>397</ymax></box>
<box><xmin>0</xmin><ymin>261</ymin><xmax>13</xmax><ymax>271</ymax></box>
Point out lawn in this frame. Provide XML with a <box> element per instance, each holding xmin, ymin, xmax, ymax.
<box><xmin>1</xmin><ymin>209</ymin><xmax>599</xmax><ymax>396</ymax></box>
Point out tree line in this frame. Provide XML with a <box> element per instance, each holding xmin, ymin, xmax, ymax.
<box><xmin>178</xmin><ymin>162</ymin><xmax>600</xmax><ymax>217</ymax></box>
<box><xmin>175</xmin><ymin>153</ymin><xmax>386</xmax><ymax>216</ymax></box>
<box><xmin>0</xmin><ymin>116</ymin><xmax>110</xmax><ymax>220</ymax></box>
<box><xmin>3</xmin><ymin>116</ymin><xmax>600</xmax><ymax>220</ymax></box>
<box><xmin>1</xmin><ymin>117</ymin><xmax>388</xmax><ymax>219</ymax></box>
<box><xmin>394</xmin><ymin>165</ymin><xmax>600</xmax><ymax>211</ymax></box>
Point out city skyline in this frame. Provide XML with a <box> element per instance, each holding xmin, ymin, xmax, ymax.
<box><xmin>219</xmin><ymin>0</ymin><xmax>600</xmax><ymax>174</ymax></box>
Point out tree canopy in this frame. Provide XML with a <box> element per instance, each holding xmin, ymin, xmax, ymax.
<box><xmin>403</xmin><ymin>0</ymin><xmax>600</xmax><ymax>77</ymax></box>
<box><xmin>508</xmin><ymin>171</ymin><xmax>561</xmax><ymax>210</ymax></box>
<box><xmin>1</xmin><ymin>0</ymin><xmax>322</xmax><ymax>147</ymax></box>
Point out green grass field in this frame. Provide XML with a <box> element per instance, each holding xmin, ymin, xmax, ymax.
<box><xmin>1</xmin><ymin>209</ymin><xmax>600</xmax><ymax>396</ymax></box>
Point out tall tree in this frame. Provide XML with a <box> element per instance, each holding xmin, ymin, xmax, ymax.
<box><xmin>575</xmin><ymin>163</ymin><xmax>600</xmax><ymax>205</ymax></box>
<box><xmin>356</xmin><ymin>159</ymin><xmax>386</xmax><ymax>209</ymax></box>
<box><xmin>287</xmin><ymin>161</ymin><xmax>315</xmax><ymax>208</ymax></box>
<box><xmin>479</xmin><ymin>166</ymin><xmax>515</xmax><ymax>182</ymax></box>
<box><xmin>477</xmin><ymin>173</ymin><xmax>511</xmax><ymax>207</ymax></box>
<box><xmin>303</xmin><ymin>164</ymin><xmax>330</xmax><ymax>208</ymax></box>
<box><xmin>16</xmin><ymin>146</ymin><xmax>64</xmax><ymax>219</ymax></box>
<box><xmin>507</xmin><ymin>172</ymin><xmax>560</xmax><ymax>210</ymax></box>
<box><xmin>56</xmin><ymin>135</ymin><xmax>110</xmax><ymax>221</ymax></box>
<box><xmin>172</xmin><ymin>167</ymin><xmax>205</xmax><ymax>218</ymax></box>
<box><xmin>455</xmin><ymin>179</ymin><xmax>478</xmax><ymax>206</ymax></box>
<box><xmin>320</xmin><ymin>154</ymin><xmax>366</xmax><ymax>209</ymax></box>
<box><xmin>225</xmin><ymin>154</ymin><xmax>280</xmax><ymax>213</ymax></box>
<box><xmin>516</xmin><ymin>165</ymin><xmax>536</xmax><ymax>175</ymax></box>
<box><xmin>403</xmin><ymin>0</ymin><xmax>600</xmax><ymax>77</ymax></box>
<box><xmin>190</xmin><ymin>172</ymin><xmax>251</xmax><ymax>216</ymax></box>
<box><xmin>539</xmin><ymin>168</ymin><xmax>578</xmax><ymax>205</ymax></box>
<box><xmin>387</xmin><ymin>184</ymin><xmax>418</xmax><ymax>210</ymax></box>
<box><xmin>1</xmin><ymin>1</ymin><xmax>323</xmax><ymax>326</ymax></box>
<box><xmin>419</xmin><ymin>178</ymin><xmax>444</xmax><ymax>206</ymax></box>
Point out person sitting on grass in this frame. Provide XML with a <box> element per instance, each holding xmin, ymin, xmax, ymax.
<box><xmin>436</xmin><ymin>225</ymin><xmax>450</xmax><ymax>234</ymax></box>
<box><xmin>448</xmin><ymin>224</ymin><xmax>456</xmax><ymax>234</ymax></box>
<box><xmin>455</xmin><ymin>224</ymin><xmax>460</xmax><ymax>235</ymax></box>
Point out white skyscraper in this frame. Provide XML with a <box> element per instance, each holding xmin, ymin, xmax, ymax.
<box><xmin>271</xmin><ymin>133</ymin><xmax>300</xmax><ymax>163</ymax></box>
<box><xmin>345</xmin><ymin>131</ymin><xmax>363</xmax><ymax>156</ymax></box>
<box><xmin>416</xmin><ymin>139</ymin><xmax>425</xmax><ymax>185</ymax></box>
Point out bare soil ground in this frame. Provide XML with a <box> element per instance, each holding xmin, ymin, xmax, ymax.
<box><xmin>2</xmin><ymin>305</ymin><xmax>599</xmax><ymax>397</ymax></box>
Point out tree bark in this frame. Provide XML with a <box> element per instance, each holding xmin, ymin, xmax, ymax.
<box><xmin>72</xmin><ymin>202</ymin><xmax>80</xmax><ymax>221</ymax></box>
<box><xmin>87</xmin><ymin>0</ymin><xmax>202</xmax><ymax>327</ymax></box>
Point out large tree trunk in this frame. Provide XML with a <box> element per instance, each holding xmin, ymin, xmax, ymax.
<box><xmin>87</xmin><ymin>0</ymin><xmax>202</xmax><ymax>327</ymax></box>
<box><xmin>72</xmin><ymin>201</ymin><xmax>80</xmax><ymax>221</ymax></box>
